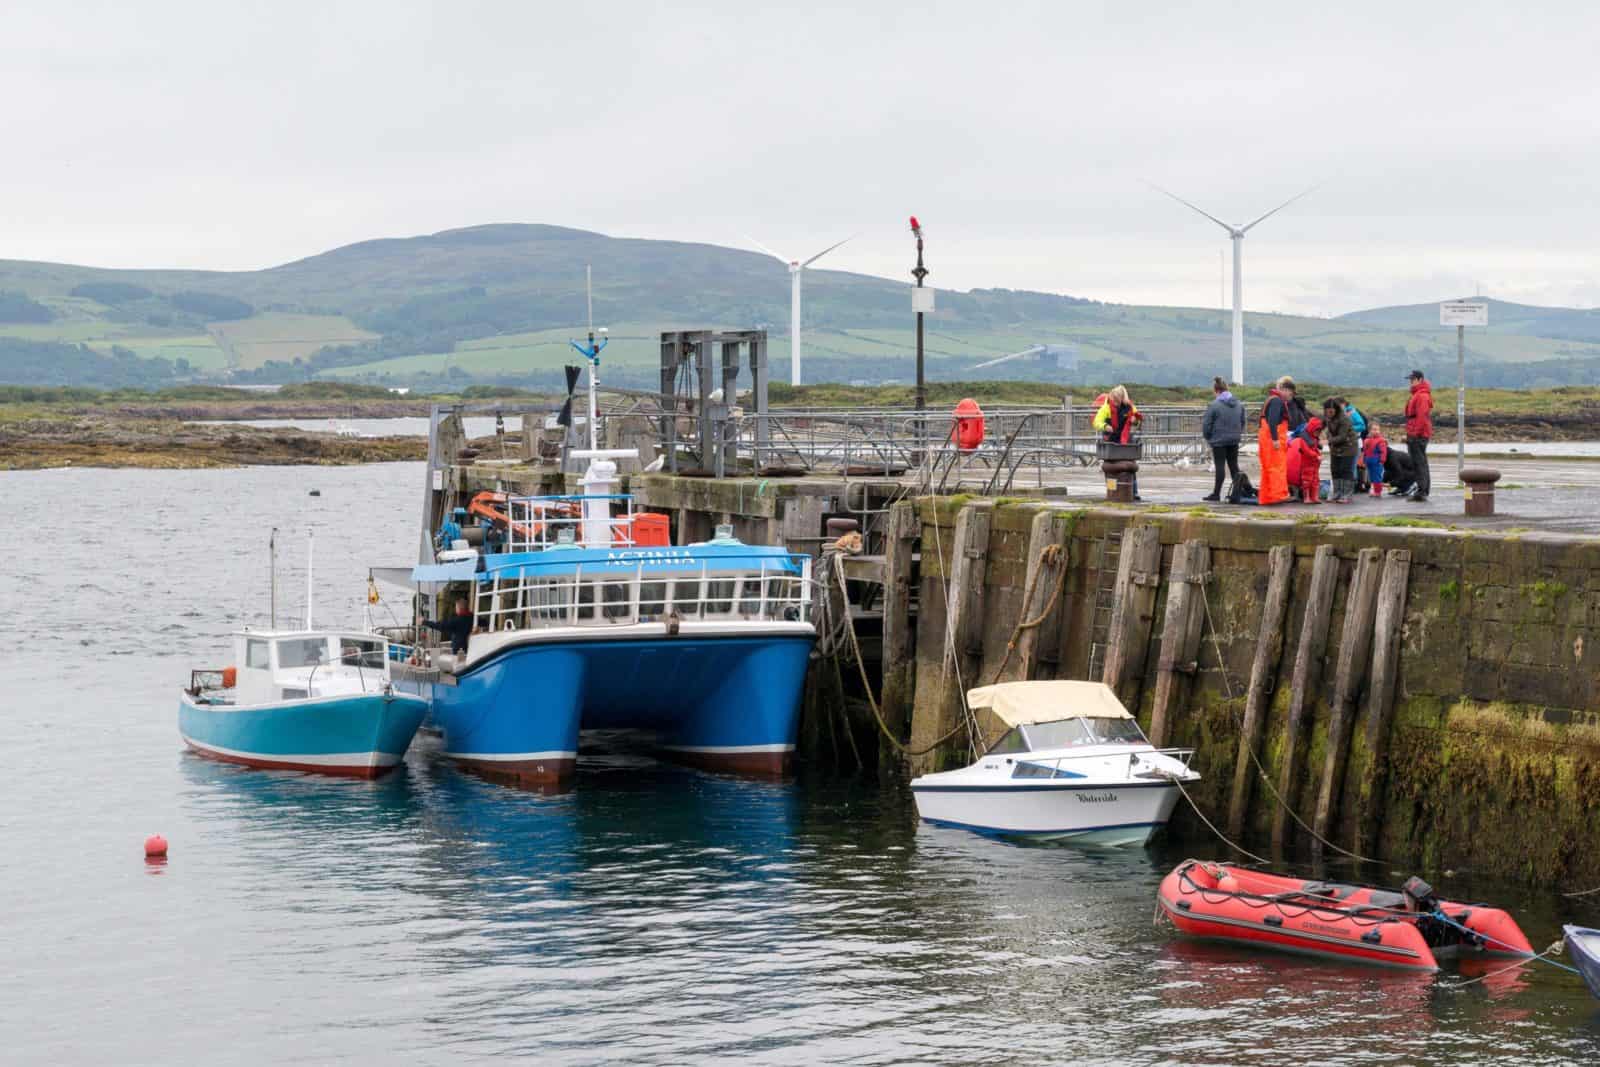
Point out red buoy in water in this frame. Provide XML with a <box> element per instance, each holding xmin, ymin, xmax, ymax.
<box><xmin>144</xmin><ymin>834</ymin><xmax>168</xmax><ymax>858</ymax></box>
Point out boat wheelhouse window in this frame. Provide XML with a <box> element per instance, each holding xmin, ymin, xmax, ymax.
<box><xmin>245</xmin><ymin>639</ymin><xmax>270</xmax><ymax>669</ymax></box>
<box><xmin>738</xmin><ymin>577</ymin><xmax>764</xmax><ymax>617</ymax></box>
<box><xmin>276</xmin><ymin>637</ymin><xmax>328</xmax><ymax>669</ymax></box>
<box><xmin>671</xmin><ymin>579</ymin><xmax>702</xmax><ymax>618</ymax></box>
<box><xmin>339</xmin><ymin>638</ymin><xmax>385</xmax><ymax>668</ymax></box>
<box><xmin>1088</xmin><ymin>718</ymin><xmax>1147</xmax><ymax>745</ymax></box>
<box><xmin>638</xmin><ymin>581</ymin><xmax>667</xmax><ymax>617</ymax></box>
<box><xmin>600</xmin><ymin>579</ymin><xmax>631</xmax><ymax>621</ymax></box>
<box><xmin>280</xmin><ymin>687</ymin><xmax>308</xmax><ymax>700</ymax></box>
<box><xmin>531</xmin><ymin>580</ymin><xmax>572</xmax><ymax>622</ymax></box>
<box><xmin>986</xmin><ymin>728</ymin><xmax>1029</xmax><ymax>756</ymax></box>
<box><xmin>706</xmin><ymin>578</ymin><xmax>734</xmax><ymax>615</ymax></box>
<box><xmin>1021</xmin><ymin>718</ymin><xmax>1097</xmax><ymax>750</ymax></box>
<box><xmin>576</xmin><ymin>582</ymin><xmax>596</xmax><ymax>621</ymax></box>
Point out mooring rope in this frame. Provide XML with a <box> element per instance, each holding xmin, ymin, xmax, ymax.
<box><xmin>1450</xmin><ymin>938</ymin><xmax>1572</xmax><ymax>988</ymax></box>
<box><xmin>930</xmin><ymin>514</ymin><xmax>982</xmax><ymax>759</ymax></box>
<box><xmin>1426</xmin><ymin>911</ymin><xmax>1581</xmax><ymax>976</ymax></box>
<box><xmin>1166</xmin><ymin>774</ymin><xmax>1270</xmax><ymax>866</ymax></box>
<box><xmin>827</xmin><ymin>550</ymin><xmax>967</xmax><ymax>758</ymax></box>
<box><xmin>986</xmin><ymin>542</ymin><xmax>1067</xmax><ymax>685</ymax></box>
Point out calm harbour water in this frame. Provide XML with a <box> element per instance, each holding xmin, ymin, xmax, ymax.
<box><xmin>3</xmin><ymin>462</ymin><xmax>1599</xmax><ymax>1065</ymax></box>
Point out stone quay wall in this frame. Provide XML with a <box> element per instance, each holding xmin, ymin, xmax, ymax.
<box><xmin>896</xmin><ymin>498</ymin><xmax>1600</xmax><ymax>888</ymax></box>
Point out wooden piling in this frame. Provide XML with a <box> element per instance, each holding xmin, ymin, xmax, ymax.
<box><xmin>1148</xmin><ymin>540</ymin><xmax>1210</xmax><ymax>747</ymax></box>
<box><xmin>1272</xmin><ymin>544</ymin><xmax>1339</xmax><ymax>853</ymax></box>
<box><xmin>1311</xmin><ymin>547</ymin><xmax>1385</xmax><ymax>856</ymax></box>
<box><xmin>951</xmin><ymin>503</ymin><xmax>993</xmax><ymax>672</ymax></box>
<box><xmin>907</xmin><ymin>501</ymin><xmax>993</xmax><ymax>768</ymax></box>
<box><xmin>1354</xmin><ymin>549</ymin><xmax>1412</xmax><ymax>855</ymax></box>
<box><xmin>1228</xmin><ymin>544</ymin><xmax>1295</xmax><ymax>838</ymax></box>
<box><xmin>878</xmin><ymin>499</ymin><xmax>919</xmax><ymax>765</ymax></box>
<box><xmin>1008</xmin><ymin>510</ymin><xmax>1070</xmax><ymax>682</ymax></box>
<box><xmin>1101</xmin><ymin>523</ymin><xmax>1163</xmax><ymax>712</ymax></box>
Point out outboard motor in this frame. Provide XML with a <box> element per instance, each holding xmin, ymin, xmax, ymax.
<box><xmin>1401</xmin><ymin>876</ymin><xmax>1437</xmax><ymax>913</ymax></box>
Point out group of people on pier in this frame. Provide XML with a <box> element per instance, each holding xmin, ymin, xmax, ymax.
<box><xmin>1238</xmin><ymin>371</ymin><xmax>1434</xmax><ymax>506</ymax></box>
<box><xmin>1099</xmin><ymin>371</ymin><xmax>1436</xmax><ymax>506</ymax></box>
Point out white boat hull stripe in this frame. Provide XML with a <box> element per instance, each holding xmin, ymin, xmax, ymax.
<box><xmin>182</xmin><ymin>735</ymin><xmax>401</xmax><ymax>767</ymax></box>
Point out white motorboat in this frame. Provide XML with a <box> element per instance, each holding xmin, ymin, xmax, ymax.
<box><xmin>910</xmin><ymin>681</ymin><xmax>1200</xmax><ymax>846</ymax></box>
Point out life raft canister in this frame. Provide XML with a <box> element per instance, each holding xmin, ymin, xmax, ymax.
<box><xmin>950</xmin><ymin>398</ymin><xmax>985</xmax><ymax>451</ymax></box>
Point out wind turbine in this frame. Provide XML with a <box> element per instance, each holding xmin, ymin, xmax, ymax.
<box><xmin>1152</xmin><ymin>185</ymin><xmax>1316</xmax><ymax>384</ymax></box>
<box><xmin>745</xmin><ymin>233</ymin><xmax>854</xmax><ymax>386</ymax></box>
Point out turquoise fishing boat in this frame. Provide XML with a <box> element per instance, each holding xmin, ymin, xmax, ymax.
<box><xmin>180</xmin><ymin>629</ymin><xmax>428</xmax><ymax>778</ymax></box>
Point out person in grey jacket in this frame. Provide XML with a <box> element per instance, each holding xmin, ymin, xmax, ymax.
<box><xmin>1201</xmin><ymin>375</ymin><xmax>1245</xmax><ymax>501</ymax></box>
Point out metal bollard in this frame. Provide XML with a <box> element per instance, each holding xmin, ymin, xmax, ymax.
<box><xmin>1461</xmin><ymin>467</ymin><xmax>1501</xmax><ymax>517</ymax></box>
<box><xmin>1103</xmin><ymin>459</ymin><xmax>1138</xmax><ymax>503</ymax></box>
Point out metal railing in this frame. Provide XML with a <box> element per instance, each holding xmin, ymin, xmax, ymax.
<box><xmin>708</xmin><ymin>404</ymin><xmax>1214</xmax><ymax>485</ymax></box>
<box><xmin>470</xmin><ymin>552</ymin><xmax>813</xmax><ymax>634</ymax></box>
<box><xmin>505</xmin><ymin>493</ymin><xmax>640</xmax><ymax>551</ymax></box>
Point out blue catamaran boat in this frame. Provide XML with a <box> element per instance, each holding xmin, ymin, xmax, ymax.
<box><xmin>393</xmin><ymin>475</ymin><xmax>816</xmax><ymax>786</ymax></box>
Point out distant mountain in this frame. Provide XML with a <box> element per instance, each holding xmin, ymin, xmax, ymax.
<box><xmin>1339</xmin><ymin>297</ymin><xmax>1600</xmax><ymax>344</ymax></box>
<box><xmin>4</xmin><ymin>224</ymin><xmax>1600</xmax><ymax>390</ymax></box>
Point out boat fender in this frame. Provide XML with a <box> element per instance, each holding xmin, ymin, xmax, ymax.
<box><xmin>221</xmin><ymin>666</ymin><xmax>237</xmax><ymax>688</ymax></box>
<box><xmin>665</xmin><ymin>611</ymin><xmax>680</xmax><ymax>637</ymax></box>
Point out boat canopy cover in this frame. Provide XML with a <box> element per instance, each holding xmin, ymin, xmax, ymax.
<box><xmin>966</xmin><ymin>681</ymin><xmax>1133</xmax><ymax>727</ymax></box>
<box><xmin>408</xmin><ymin>560</ymin><xmax>480</xmax><ymax>585</ymax></box>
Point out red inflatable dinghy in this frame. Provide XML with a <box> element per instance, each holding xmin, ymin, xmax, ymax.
<box><xmin>1157</xmin><ymin>860</ymin><xmax>1533</xmax><ymax>972</ymax></box>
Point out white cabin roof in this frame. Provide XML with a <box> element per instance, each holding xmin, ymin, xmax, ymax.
<box><xmin>966</xmin><ymin>681</ymin><xmax>1133</xmax><ymax>727</ymax></box>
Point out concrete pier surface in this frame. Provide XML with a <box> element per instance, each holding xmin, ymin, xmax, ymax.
<box><xmin>1004</xmin><ymin>452</ymin><xmax>1600</xmax><ymax>535</ymax></box>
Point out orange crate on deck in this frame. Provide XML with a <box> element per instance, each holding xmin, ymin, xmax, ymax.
<box><xmin>629</xmin><ymin>512</ymin><xmax>671</xmax><ymax>547</ymax></box>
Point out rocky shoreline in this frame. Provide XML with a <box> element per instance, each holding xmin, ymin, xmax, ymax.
<box><xmin>0</xmin><ymin>415</ymin><xmax>427</xmax><ymax>470</ymax></box>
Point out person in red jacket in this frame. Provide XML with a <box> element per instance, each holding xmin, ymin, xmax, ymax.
<box><xmin>1363</xmin><ymin>421</ymin><xmax>1390</xmax><ymax>496</ymax></box>
<box><xmin>1291</xmin><ymin>417</ymin><xmax>1324</xmax><ymax>504</ymax></box>
<box><xmin>1404</xmin><ymin>369</ymin><xmax>1433</xmax><ymax>502</ymax></box>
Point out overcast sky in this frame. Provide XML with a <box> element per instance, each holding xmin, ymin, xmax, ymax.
<box><xmin>3</xmin><ymin>1</ymin><xmax>1598</xmax><ymax>316</ymax></box>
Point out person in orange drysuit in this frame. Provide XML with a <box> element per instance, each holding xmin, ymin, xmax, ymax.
<box><xmin>1291</xmin><ymin>417</ymin><xmax>1325</xmax><ymax>504</ymax></box>
<box><xmin>1256</xmin><ymin>377</ymin><xmax>1292</xmax><ymax>505</ymax></box>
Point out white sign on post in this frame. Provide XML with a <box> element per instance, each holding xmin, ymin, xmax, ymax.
<box><xmin>1440</xmin><ymin>300</ymin><xmax>1488</xmax><ymax>326</ymax></box>
<box><xmin>912</xmin><ymin>287</ymin><xmax>936</xmax><ymax>313</ymax></box>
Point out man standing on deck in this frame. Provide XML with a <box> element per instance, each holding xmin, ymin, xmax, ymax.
<box><xmin>1404</xmin><ymin>369</ymin><xmax>1434</xmax><ymax>503</ymax></box>
<box><xmin>424</xmin><ymin>599</ymin><xmax>475</xmax><ymax>655</ymax></box>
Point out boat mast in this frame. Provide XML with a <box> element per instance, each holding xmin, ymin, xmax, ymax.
<box><xmin>269</xmin><ymin>527</ymin><xmax>278</xmax><ymax>629</ymax></box>
<box><xmin>305</xmin><ymin>528</ymin><xmax>314</xmax><ymax>631</ymax></box>
<box><xmin>586</xmin><ymin>264</ymin><xmax>598</xmax><ymax>452</ymax></box>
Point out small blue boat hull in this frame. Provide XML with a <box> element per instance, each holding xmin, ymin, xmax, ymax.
<box><xmin>1565</xmin><ymin>925</ymin><xmax>1600</xmax><ymax>999</ymax></box>
<box><xmin>179</xmin><ymin>690</ymin><xmax>429</xmax><ymax>779</ymax></box>
<box><xmin>417</xmin><ymin>632</ymin><xmax>814</xmax><ymax>784</ymax></box>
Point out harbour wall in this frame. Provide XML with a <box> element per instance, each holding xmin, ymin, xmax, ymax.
<box><xmin>438</xmin><ymin>444</ymin><xmax>1600</xmax><ymax>888</ymax></box>
<box><xmin>897</xmin><ymin>498</ymin><xmax>1600</xmax><ymax>888</ymax></box>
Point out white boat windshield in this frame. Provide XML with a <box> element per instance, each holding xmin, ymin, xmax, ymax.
<box><xmin>987</xmin><ymin>716</ymin><xmax>1149</xmax><ymax>754</ymax></box>
<box><xmin>277</xmin><ymin>637</ymin><xmax>328</xmax><ymax>669</ymax></box>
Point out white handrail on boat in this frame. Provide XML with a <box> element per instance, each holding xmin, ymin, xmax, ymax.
<box><xmin>468</xmin><ymin>553</ymin><xmax>812</xmax><ymax>635</ymax></box>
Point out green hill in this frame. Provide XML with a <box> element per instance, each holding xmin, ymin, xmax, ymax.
<box><xmin>4</xmin><ymin>223</ymin><xmax>1600</xmax><ymax>390</ymax></box>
